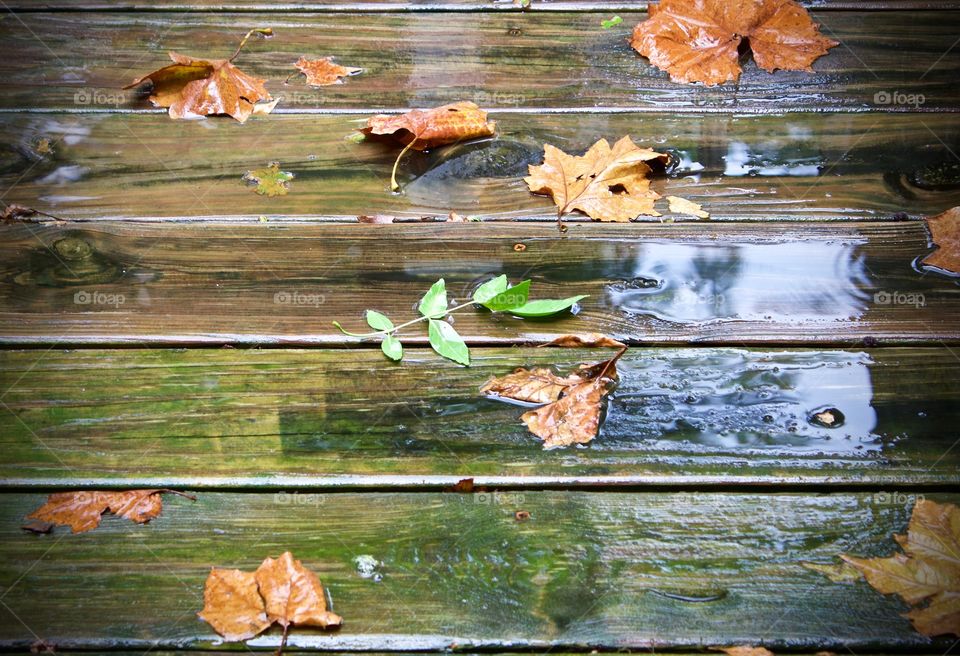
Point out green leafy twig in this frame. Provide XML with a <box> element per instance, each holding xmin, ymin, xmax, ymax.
<box><xmin>333</xmin><ymin>275</ymin><xmax>587</xmax><ymax>365</ymax></box>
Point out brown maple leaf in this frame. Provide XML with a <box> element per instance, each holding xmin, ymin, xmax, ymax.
<box><xmin>482</xmin><ymin>335</ymin><xmax>627</xmax><ymax>449</ymax></box>
<box><xmin>841</xmin><ymin>499</ymin><xmax>960</xmax><ymax>637</ymax></box>
<box><xmin>25</xmin><ymin>489</ymin><xmax>195</xmax><ymax>534</ymax></box>
<box><xmin>921</xmin><ymin>206</ymin><xmax>960</xmax><ymax>275</ymax></box>
<box><xmin>360</xmin><ymin>101</ymin><xmax>497</xmax><ymax>191</ymax></box>
<box><xmin>200</xmin><ymin>551</ymin><xmax>342</xmax><ymax>651</ymax></box>
<box><xmin>524</xmin><ymin>136</ymin><xmax>669</xmax><ymax>223</ymax></box>
<box><xmin>294</xmin><ymin>56</ymin><xmax>362</xmax><ymax>86</ymax></box>
<box><xmin>630</xmin><ymin>0</ymin><xmax>838</xmax><ymax>86</ymax></box>
<box><xmin>125</xmin><ymin>28</ymin><xmax>277</xmax><ymax>123</ymax></box>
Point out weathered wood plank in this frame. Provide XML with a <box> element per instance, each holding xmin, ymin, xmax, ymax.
<box><xmin>2</xmin><ymin>112</ymin><xmax>959</xmax><ymax>221</ymax></box>
<box><xmin>7</xmin><ymin>0</ymin><xmax>960</xmax><ymax>11</ymax></box>
<box><xmin>0</xmin><ymin>222</ymin><xmax>958</xmax><ymax>345</ymax></box>
<box><xmin>0</xmin><ymin>11</ymin><xmax>956</xmax><ymax>111</ymax></box>
<box><xmin>0</xmin><ymin>491</ymin><xmax>955</xmax><ymax>649</ymax></box>
<box><xmin>1</xmin><ymin>346</ymin><xmax>958</xmax><ymax>485</ymax></box>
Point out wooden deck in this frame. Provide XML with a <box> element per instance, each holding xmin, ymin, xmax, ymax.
<box><xmin>1</xmin><ymin>0</ymin><xmax>959</xmax><ymax>652</ymax></box>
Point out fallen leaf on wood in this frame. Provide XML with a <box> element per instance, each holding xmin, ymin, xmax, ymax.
<box><xmin>200</xmin><ymin>551</ymin><xmax>342</xmax><ymax>651</ymax></box>
<box><xmin>921</xmin><ymin>206</ymin><xmax>960</xmax><ymax>275</ymax></box>
<box><xmin>525</xmin><ymin>136</ymin><xmax>668</xmax><ymax>223</ymax></box>
<box><xmin>630</xmin><ymin>0</ymin><xmax>838</xmax><ymax>85</ymax></box>
<box><xmin>199</xmin><ymin>568</ymin><xmax>271</xmax><ymax>641</ymax></box>
<box><xmin>125</xmin><ymin>28</ymin><xmax>276</xmax><ymax>123</ymax></box>
<box><xmin>801</xmin><ymin>560</ymin><xmax>863</xmax><ymax>584</ymax></box>
<box><xmin>25</xmin><ymin>489</ymin><xmax>195</xmax><ymax>534</ymax></box>
<box><xmin>360</xmin><ymin>101</ymin><xmax>497</xmax><ymax>191</ymax></box>
<box><xmin>483</xmin><ymin>336</ymin><xmax>627</xmax><ymax>448</ymax></box>
<box><xmin>541</xmin><ymin>333</ymin><xmax>626</xmax><ymax>348</ymax></box>
<box><xmin>450</xmin><ymin>478</ymin><xmax>475</xmax><ymax>493</ymax></box>
<box><xmin>716</xmin><ymin>648</ymin><xmax>775</xmax><ymax>656</ymax></box>
<box><xmin>666</xmin><ymin>195</ymin><xmax>709</xmax><ymax>219</ymax></box>
<box><xmin>842</xmin><ymin>498</ymin><xmax>960</xmax><ymax>637</ymax></box>
<box><xmin>243</xmin><ymin>162</ymin><xmax>294</xmax><ymax>196</ymax></box>
<box><xmin>2</xmin><ymin>204</ymin><xmax>62</xmax><ymax>224</ymax></box>
<box><xmin>293</xmin><ymin>56</ymin><xmax>362</xmax><ymax>86</ymax></box>
<box><xmin>21</xmin><ymin>519</ymin><xmax>54</xmax><ymax>534</ymax></box>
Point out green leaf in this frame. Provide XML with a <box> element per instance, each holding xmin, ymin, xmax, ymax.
<box><xmin>601</xmin><ymin>15</ymin><xmax>622</xmax><ymax>28</ymax></box>
<box><xmin>472</xmin><ymin>275</ymin><xmax>508</xmax><ymax>304</ymax></box>
<box><xmin>381</xmin><ymin>334</ymin><xmax>403</xmax><ymax>361</ymax></box>
<box><xmin>428</xmin><ymin>319</ymin><xmax>470</xmax><ymax>365</ymax></box>
<box><xmin>242</xmin><ymin>162</ymin><xmax>294</xmax><ymax>197</ymax></box>
<box><xmin>366</xmin><ymin>310</ymin><xmax>394</xmax><ymax>331</ymax></box>
<box><xmin>418</xmin><ymin>279</ymin><xmax>448</xmax><ymax>319</ymax></box>
<box><xmin>482</xmin><ymin>280</ymin><xmax>531</xmax><ymax>312</ymax></box>
<box><xmin>509</xmin><ymin>295</ymin><xmax>588</xmax><ymax>317</ymax></box>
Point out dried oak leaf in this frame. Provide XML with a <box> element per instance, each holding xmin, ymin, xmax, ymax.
<box><xmin>256</xmin><ymin>551</ymin><xmax>343</xmax><ymax>631</ymax></box>
<box><xmin>25</xmin><ymin>489</ymin><xmax>194</xmax><ymax>534</ymax></box>
<box><xmin>525</xmin><ymin>136</ymin><xmax>669</xmax><ymax>222</ymax></box>
<box><xmin>294</xmin><ymin>56</ymin><xmax>362</xmax><ymax>86</ymax></box>
<box><xmin>125</xmin><ymin>52</ymin><xmax>276</xmax><ymax>123</ymax></box>
<box><xmin>522</xmin><ymin>377</ymin><xmax>611</xmax><ymax>449</ymax></box>
<box><xmin>921</xmin><ymin>206</ymin><xmax>960</xmax><ymax>275</ymax></box>
<box><xmin>481</xmin><ymin>367</ymin><xmax>587</xmax><ymax>405</ymax></box>
<box><xmin>199</xmin><ymin>568</ymin><xmax>271</xmax><ymax>641</ymax></box>
<box><xmin>841</xmin><ymin>498</ymin><xmax>960</xmax><ymax>637</ymax></box>
<box><xmin>630</xmin><ymin>0</ymin><xmax>838</xmax><ymax>86</ymax></box>
<box><xmin>359</xmin><ymin>101</ymin><xmax>496</xmax><ymax>150</ymax></box>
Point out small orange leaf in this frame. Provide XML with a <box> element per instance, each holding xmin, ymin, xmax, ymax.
<box><xmin>25</xmin><ymin>489</ymin><xmax>194</xmax><ymax>534</ymax></box>
<box><xmin>921</xmin><ymin>206</ymin><xmax>960</xmax><ymax>275</ymax></box>
<box><xmin>294</xmin><ymin>56</ymin><xmax>362</xmax><ymax>86</ymax></box>
<box><xmin>199</xmin><ymin>568</ymin><xmax>271</xmax><ymax>642</ymax></box>
<box><xmin>360</xmin><ymin>101</ymin><xmax>496</xmax><ymax>151</ymax></box>
<box><xmin>521</xmin><ymin>378</ymin><xmax>609</xmax><ymax>449</ymax></box>
<box><xmin>630</xmin><ymin>0</ymin><xmax>838</xmax><ymax>86</ymax></box>
<box><xmin>255</xmin><ymin>551</ymin><xmax>343</xmax><ymax>630</ymax></box>
<box><xmin>525</xmin><ymin>136</ymin><xmax>668</xmax><ymax>222</ymax></box>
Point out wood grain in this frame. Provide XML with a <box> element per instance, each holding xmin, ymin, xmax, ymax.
<box><xmin>1</xmin><ymin>346</ymin><xmax>959</xmax><ymax>486</ymax></box>
<box><xmin>0</xmin><ymin>11</ymin><xmax>956</xmax><ymax>111</ymax></box>
<box><xmin>1</xmin><ymin>222</ymin><xmax>958</xmax><ymax>345</ymax></box>
<box><xmin>0</xmin><ymin>491</ymin><xmax>955</xmax><ymax>650</ymax></box>
<box><xmin>2</xmin><ymin>112</ymin><xmax>958</xmax><ymax>221</ymax></box>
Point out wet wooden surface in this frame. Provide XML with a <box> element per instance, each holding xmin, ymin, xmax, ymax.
<box><xmin>1</xmin><ymin>347</ymin><xmax>959</xmax><ymax>486</ymax></box>
<box><xmin>1</xmin><ymin>0</ymin><xmax>959</xmax><ymax>652</ymax></box>
<box><xmin>2</xmin><ymin>491</ymin><xmax>959</xmax><ymax>650</ymax></box>
<box><xmin>2</xmin><ymin>112</ymin><xmax>959</xmax><ymax>221</ymax></box>
<box><xmin>0</xmin><ymin>11</ymin><xmax>958</xmax><ymax>112</ymax></box>
<box><xmin>1</xmin><ymin>222</ymin><xmax>958</xmax><ymax>345</ymax></box>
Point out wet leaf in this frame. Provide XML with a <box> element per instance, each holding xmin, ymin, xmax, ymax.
<box><xmin>25</xmin><ymin>489</ymin><xmax>195</xmax><ymax>534</ymax></box>
<box><xmin>418</xmin><ymin>279</ymin><xmax>448</xmax><ymax>318</ymax></box>
<box><xmin>381</xmin><ymin>334</ymin><xmax>403</xmax><ymax>361</ymax></box>
<box><xmin>921</xmin><ymin>206</ymin><xmax>960</xmax><ymax>275</ymax></box>
<box><xmin>472</xmin><ymin>275</ymin><xmax>509</xmax><ymax>304</ymax></box>
<box><xmin>522</xmin><ymin>378</ymin><xmax>609</xmax><ymax>449</ymax></box>
<box><xmin>630</xmin><ymin>0</ymin><xmax>838</xmax><ymax>86</ymax></box>
<box><xmin>366</xmin><ymin>310</ymin><xmax>394</xmax><ymax>331</ymax></box>
<box><xmin>525</xmin><ymin>136</ymin><xmax>668</xmax><ymax>222</ymax></box>
<box><xmin>125</xmin><ymin>31</ymin><xmax>276</xmax><ymax>123</ymax></box>
<box><xmin>601</xmin><ymin>15</ymin><xmax>623</xmax><ymax>29</ymax></box>
<box><xmin>428</xmin><ymin>319</ymin><xmax>470</xmax><ymax>365</ymax></box>
<box><xmin>477</xmin><ymin>279</ymin><xmax>531</xmax><ymax>312</ymax></box>
<box><xmin>199</xmin><ymin>551</ymin><xmax>341</xmax><ymax>648</ymax></box>
<box><xmin>255</xmin><ymin>551</ymin><xmax>343</xmax><ymax>630</ymax></box>
<box><xmin>481</xmin><ymin>367</ymin><xmax>586</xmax><ymax>405</ymax></box>
<box><xmin>509</xmin><ymin>295</ymin><xmax>588</xmax><ymax>317</ymax></box>
<box><xmin>243</xmin><ymin>162</ymin><xmax>294</xmax><ymax>196</ymax></box>
<box><xmin>360</xmin><ymin>101</ymin><xmax>496</xmax><ymax>151</ymax></box>
<box><xmin>541</xmin><ymin>334</ymin><xmax>626</xmax><ymax>348</ymax></box>
<box><xmin>294</xmin><ymin>56</ymin><xmax>362</xmax><ymax>86</ymax></box>
<box><xmin>199</xmin><ymin>568</ymin><xmax>271</xmax><ymax>641</ymax></box>
<box><xmin>841</xmin><ymin>499</ymin><xmax>960</xmax><ymax>637</ymax></box>
<box><xmin>801</xmin><ymin>560</ymin><xmax>863</xmax><ymax>584</ymax></box>
<box><xmin>666</xmin><ymin>195</ymin><xmax>709</xmax><ymax>219</ymax></box>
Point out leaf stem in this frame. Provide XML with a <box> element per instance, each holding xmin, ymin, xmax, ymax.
<box><xmin>597</xmin><ymin>344</ymin><xmax>628</xmax><ymax>381</ymax></box>
<box><xmin>229</xmin><ymin>27</ymin><xmax>273</xmax><ymax>63</ymax></box>
<box><xmin>333</xmin><ymin>300</ymin><xmax>476</xmax><ymax>339</ymax></box>
<box><xmin>390</xmin><ymin>137</ymin><xmax>418</xmax><ymax>192</ymax></box>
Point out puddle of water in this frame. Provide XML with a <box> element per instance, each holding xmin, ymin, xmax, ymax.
<box><xmin>604</xmin><ymin>240</ymin><xmax>873</xmax><ymax>323</ymax></box>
